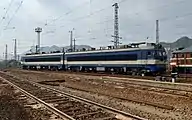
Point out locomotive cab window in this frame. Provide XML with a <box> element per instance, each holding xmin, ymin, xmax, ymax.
<box><xmin>147</xmin><ymin>51</ymin><xmax>151</xmax><ymax>56</ymax></box>
<box><xmin>172</xmin><ymin>54</ymin><xmax>176</xmax><ymax>58</ymax></box>
<box><xmin>159</xmin><ymin>52</ymin><xmax>162</xmax><ymax>56</ymax></box>
<box><xmin>180</xmin><ymin>54</ymin><xmax>184</xmax><ymax>58</ymax></box>
<box><xmin>163</xmin><ymin>51</ymin><xmax>166</xmax><ymax>56</ymax></box>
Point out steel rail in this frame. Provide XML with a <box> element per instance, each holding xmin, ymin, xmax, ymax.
<box><xmin>33</xmin><ymin>82</ymin><xmax>147</xmax><ymax>120</ymax></box>
<box><xmin>103</xmin><ymin>77</ymin><xmax>192</xmax><ymax>93</ymax></box>
<box><xmin>0</xmin><ymin>76</ymin><xmax>75</xmax><ymax>120</ymax></box>
<box><xmin>0</xmin><ymin>71</ymin><xmax>147</xmax><ymax>120</ymax></box>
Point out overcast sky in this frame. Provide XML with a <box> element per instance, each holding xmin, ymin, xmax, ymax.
<box><xmin>0</xmin><ymin>0</ymin><xmax>191</xmax><ymax>58</ymax></box>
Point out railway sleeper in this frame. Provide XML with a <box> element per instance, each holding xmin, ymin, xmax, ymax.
<box><xmin>36</xmin><ymin>94</ymin><xmax>58</xmax><ymax>98</ymax></box>
<box><xmin>44</xmin><ymin>98</ymin><xmax>69</xmax><ymax>103</ymax></box>
<box><xmin>61</xmin><ymin>107</ymin><xmax>81</xmax><ymax>113</ymax></box>
<box><xmin>33</xmin><ymin>93</ymin><xmax>57</xmax><ymax>97</ymax></box>
<box><xmin>22</xmin><ymin>86</ymin><xmax>42</xmax><ymax>91</ymax></box>
<box><xmin>76</xmin><ymin>112</ymin><xmax>110</xmax><ymax>120</ymax></box>
<box><xmin>56</xmin><ymin>104</ymin><xmax>74</xmax><ymax>109</ymax></box>
<box><xmin>1</xmin><ymin>73</ymin><xmax>148</xmax><ymax>120</ymax></box>
<box><xmin>26</xmin><ymin>89</ymin><xmax>49</xmax><ymax>94</ymax></box>
<box><xmin>76</xmin><ymin>111</ymin><xmax>102</xmax><ymax>118</ymax></box>
<box><xmin>40</xmin><ymin>96</ymin><xmax>62</xmax><ymax>101</ymax></box>
<box><xmin>54</xmin><ymin>100</ymin><xmax>76</xmax><ymax>105</ymax></box>
<box><xmin>56</xmin><ymin>102</ymin><xmax>84</xmax><ymax>109</ymax></box>
<box><xmin>94</xmin><ymin>116</ymin><xmax>117</xmax><ymax>120</ymax></box>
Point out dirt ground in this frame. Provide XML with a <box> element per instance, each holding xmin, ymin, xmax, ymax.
<box><xmin>0</xmin><ymin>79</ymin><xmax>33</xmax><ymax>120</ymax></box>
<box><xmin>0</xmin><ymin>78</ymin><xmax>62</xmax><ymax>120</ymax></box>
<box><xmin>6</xmin><ymin>69</ymin><xmax>192</xmax><ymax>120</ymax></box>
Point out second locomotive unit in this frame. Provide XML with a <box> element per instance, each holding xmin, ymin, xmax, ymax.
<box><xmin>21</xmin><ymin>42</ymin><xmax>167</xmax><ymax>76</ymax></box>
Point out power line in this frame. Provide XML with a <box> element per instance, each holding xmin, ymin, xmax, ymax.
<box><xmin>119</xmin><ymin>10</ymin><xmax>192</xmax><ymax>30</ymax></box>
<box><xmin>160</xmin><ymin>12</ymin><xmax>192</xmax><ymax>22</ymax></box>
<box><xmin>45</xmin><ymin>0</ymin><xmax>129</xmax><ymax>29</ymax></box>
<box><xmin>70</xmin><ymin>5</ymin><xmax>113</xmax><ymax>22</ymax></box>
<box><xmin>44</xmin><ymin>1</ymin><xmax>90</xmax><ymax>27</ymax></box>
<box><xmin>60</xmin><ymin>13</ymin><xmax>192</xmax><ymax>44</ymax></box>
<box><xmin>57</xmin><ymin>0</ymin><xmax>184</xmax><ymax>35</ymax></box>
<box><xmin>121</xmin><ymin>0</ymin><xmax>186</xmax><ymax>18</ymax></box>
<box><xmin>95</xmin><ymin>19</ymin><xmax>114</xmax><ymax>25</ymax></box>
<box><xmin>43</xmin><ymin>0</ymin><xmax>192</xmax><ymax>45</ymax></box>
<box><xmin>4</xmin><ymin>0</ymin><xmax>24</xmax><ymax>30</ymax></box>
<box><xmin>42</xmin><ymin>29</ymin><xmax>56</xmax><ymax>35</ymax></box>
<box><xmin>60</xmin><ymin>17</ymin><xmax>113</xmax><ymax>29</ymax></box>
<box><xmin>52</xmin><ymin>0</ymin><xmax>172</xmax><ymax>32</ymax></box>
<box><xmin>64</xmin><ymin>0</ymin><xmax>183</xmax><ymax>26</ymax></box>
<box><xmin>0</xmin><ymin>0</ymin><xmax>15</xmax><ymax>26</ymax></box>
<box><xmin>58</xmin><ymin>0</ymin><xmax>129</xmax><ymax>28</ymax></box>
<box><xmin>59</xmin><ymin>6</ymin><xmax>112</xmax><ymax>28</ymax></box>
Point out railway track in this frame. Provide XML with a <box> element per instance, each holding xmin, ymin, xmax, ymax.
<box><xmin>101</xmin><ymin>77</ymin><xmax>192</xmax><ymax>98</ymax></box>
<box><xmin>5</xmin><ymin>70</ymin><xmax>190</xmax><ymax>109</ymax></box>
<box><xmin>0</xmin><ymin>72</ymin><xmax>147</xmax><ymax>120</ymax></box>
<box><xmin>15</xmin><ymin>69</ymin><xmax>192</xmax><ymax>89</ymax></box>
<box><xmin>34</xmin><ymin>70</ymin><xmax>192</xmax><ymax>99</ymax></box>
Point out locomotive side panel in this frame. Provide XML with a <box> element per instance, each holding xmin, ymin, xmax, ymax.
<box><xmin>21</xmin><ymin>53</ymin><xmax>63</xmax><ymax>70</ymax></box>
<box><xmin>65</xmin><ymin>48</ymin><xmax>166</xmax><ymax>75</ymax></box>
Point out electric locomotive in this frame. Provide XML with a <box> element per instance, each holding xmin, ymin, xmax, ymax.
<box><xmin>21</xmin><ymin>42</ymin><xmax>167</xmax><ymax>75</ymax></box>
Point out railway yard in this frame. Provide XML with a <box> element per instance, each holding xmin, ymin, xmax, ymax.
<box><xmin>1</xmin><ymin>0</ymin><xmax>192</xmax><ymax>119</ymax></box>
<box><xmin>0</xmin><ymin>69</ymin><xmax>191</xmax><ymax>120</ymax></box>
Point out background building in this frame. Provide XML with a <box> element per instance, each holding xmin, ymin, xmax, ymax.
<box><xmin>171</xmin><ymin>46</ymin><xmax>192</xmax><ymax>74</ymax></box>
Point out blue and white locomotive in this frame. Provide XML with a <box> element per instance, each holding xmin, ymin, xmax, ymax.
<box><xmin>21</xmin><ymin>42</ymin><xmax>167</xmax><ymax>75</ymax></box>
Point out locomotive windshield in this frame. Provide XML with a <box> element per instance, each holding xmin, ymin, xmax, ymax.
<box><xmin>149</xmin><ymin>49</ymin><xmax>167</xmax><ymax>61</ymax></box>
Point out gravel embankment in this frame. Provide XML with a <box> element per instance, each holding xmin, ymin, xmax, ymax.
<box><xmin>6</xmin><ymin>70</ymin><xmax>192</xmax><ymax>120</ymax></box>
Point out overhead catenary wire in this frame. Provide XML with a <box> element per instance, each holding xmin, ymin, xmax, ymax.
<box><xmin>42</xmin><ymin>0</ymin><xmax>192</xmax><ymax>47</ymax></box>
<box><xmin>0</xmin><ymin>0</ymin><xmax>189</xmax><ymax>56</ymax></box>
<box><xmin>44</xmin><ymin>1</ymin><xmax>91</xmax><ymax>27</ymax></box>
<box><xmin>0</xmin><ymin>0</ymin><xmax>15</xmax><ymax>26</ymax></box>
<box><xmin>57</xmin><ymin>0</ymin><xmax>184</xmax><ymax>31</ymax></box>
<box><xmin>4</xmin><ymin>0</ymin><xmax>24</xmax><ymax>30</ymax></box>
<box><xmin>121</xmin><ymin>0</ymin><xmax>186</xmax><ymax>18</ymax></box>
<box><xmin>79</xmin><ymin>10</ymin><xmax>192</xmax><ymax>32</ymax></box>
<box><xmin>59</xmin><ymin>17</ymin><xmax>114</xmax><ymax>29</ymax></box>
<box><xmin>62</xmin><ymin>10</ymin><xmax>192</xmax><ymax>40</ymax></box>
<box><xmin>68</xmin><ymin>0</ymin><xmax>188</xmax><ymax>28</ymax></box>
<box><xmin>49</xmin><ymin>0</ymin><xmax>128</xmax><ymax>29</ymax></box>
<box><xmin>159</xmin><ymin>12</ymin><xmax>192</xmax><ymax>22</ymax></box>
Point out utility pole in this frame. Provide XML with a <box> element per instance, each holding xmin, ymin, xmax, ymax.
<box><xmin>62</xmin><ymin>47</ymin><xmax>65</xmax><ymax>70</ymax></box>
<box><xmin>69</xmin><ymin>28</ymin><xmax>74</xmax><ymax>52</ymax></box>
<box><xmin>5</xmin><ymin>44</ymin><xmax>8</xmax><ymax>68</ymax></box>
<box><xmin>17</xmin><ymin>55</ymin><xmax>20</xmax><ymax>61</ymax></box>
<box><xmin>35</xmin><ymin>45</ymin><xmax>38</xmax><ymax>53</ymax></box>
<box><xmin>73</xmin><ymin>38</ymin><xmax>76</xmax><ymax>51</ymax></box>
<box><xmin>13</xmin><ymin>39</ymin><xmax>17</xmax><ymax>60</ymax></box>
<box><xmin>69</xmin><ymin>31</ymin><xmax>73</xmax><ymax>52</ymax></box>
<box><xmin>112</xmin><ymin>3</ymin><xmax>122</xmax><ymax>48</ymax></box>
<box><xmin>156</xmin><ymin>20</ymin><xmax>159</xmax><ymax>44</ymax></box>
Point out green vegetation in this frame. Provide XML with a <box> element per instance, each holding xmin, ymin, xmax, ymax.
<box><xmin>0</xmin><ymin>60</ymin><xmax>21</xmax><ymax>69</ymax></box>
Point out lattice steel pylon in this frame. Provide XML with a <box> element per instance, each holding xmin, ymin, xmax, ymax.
<box><xmin>112</xmin><ymin>3</ymin><xmax>122</xmax><ymax>48</ymax></box>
